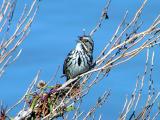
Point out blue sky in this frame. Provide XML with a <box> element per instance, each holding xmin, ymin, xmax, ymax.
<box><xmin>0</xmin><ymin>0</ymin><xmax>160</xmax><ymax>119</ymax></box>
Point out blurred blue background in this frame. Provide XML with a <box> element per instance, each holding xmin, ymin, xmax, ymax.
<box><xmin>0</xmin><ymin>0</ymin><xmax>160</xmax><ymax>119</ymax></box>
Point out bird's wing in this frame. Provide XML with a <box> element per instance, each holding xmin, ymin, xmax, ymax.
<box><xmin>63</xmin><ymin>50</ymin><xmax>73</xmax><ymax>75</ymax></box>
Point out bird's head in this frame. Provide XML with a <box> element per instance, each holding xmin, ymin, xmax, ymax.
<box><xmin>78</xmin><ymin>35</ymin><xmax>94</xmax><ymax>53</ymax></box>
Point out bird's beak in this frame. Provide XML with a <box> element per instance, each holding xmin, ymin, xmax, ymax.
<box><xmin>77</xmin><ymin>39</ymin><xmax>83</xmax><ymax>43</ymax></box>
<box><xmin>76</xmin><ymin>39</ymin><xmax>80</xmax><ymax>43</ymax></box>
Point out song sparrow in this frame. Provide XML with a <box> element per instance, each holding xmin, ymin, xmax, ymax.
<box><xmin>63</xmin><ymin>35</ymin><xmax>94</xmax><ymax>81</ymax></box>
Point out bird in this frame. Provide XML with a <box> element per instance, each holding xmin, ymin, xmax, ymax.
<box><xmin>63</xmin><ymin>35</ymin><xmax>94</xmax><ymax>81</ymax></box>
